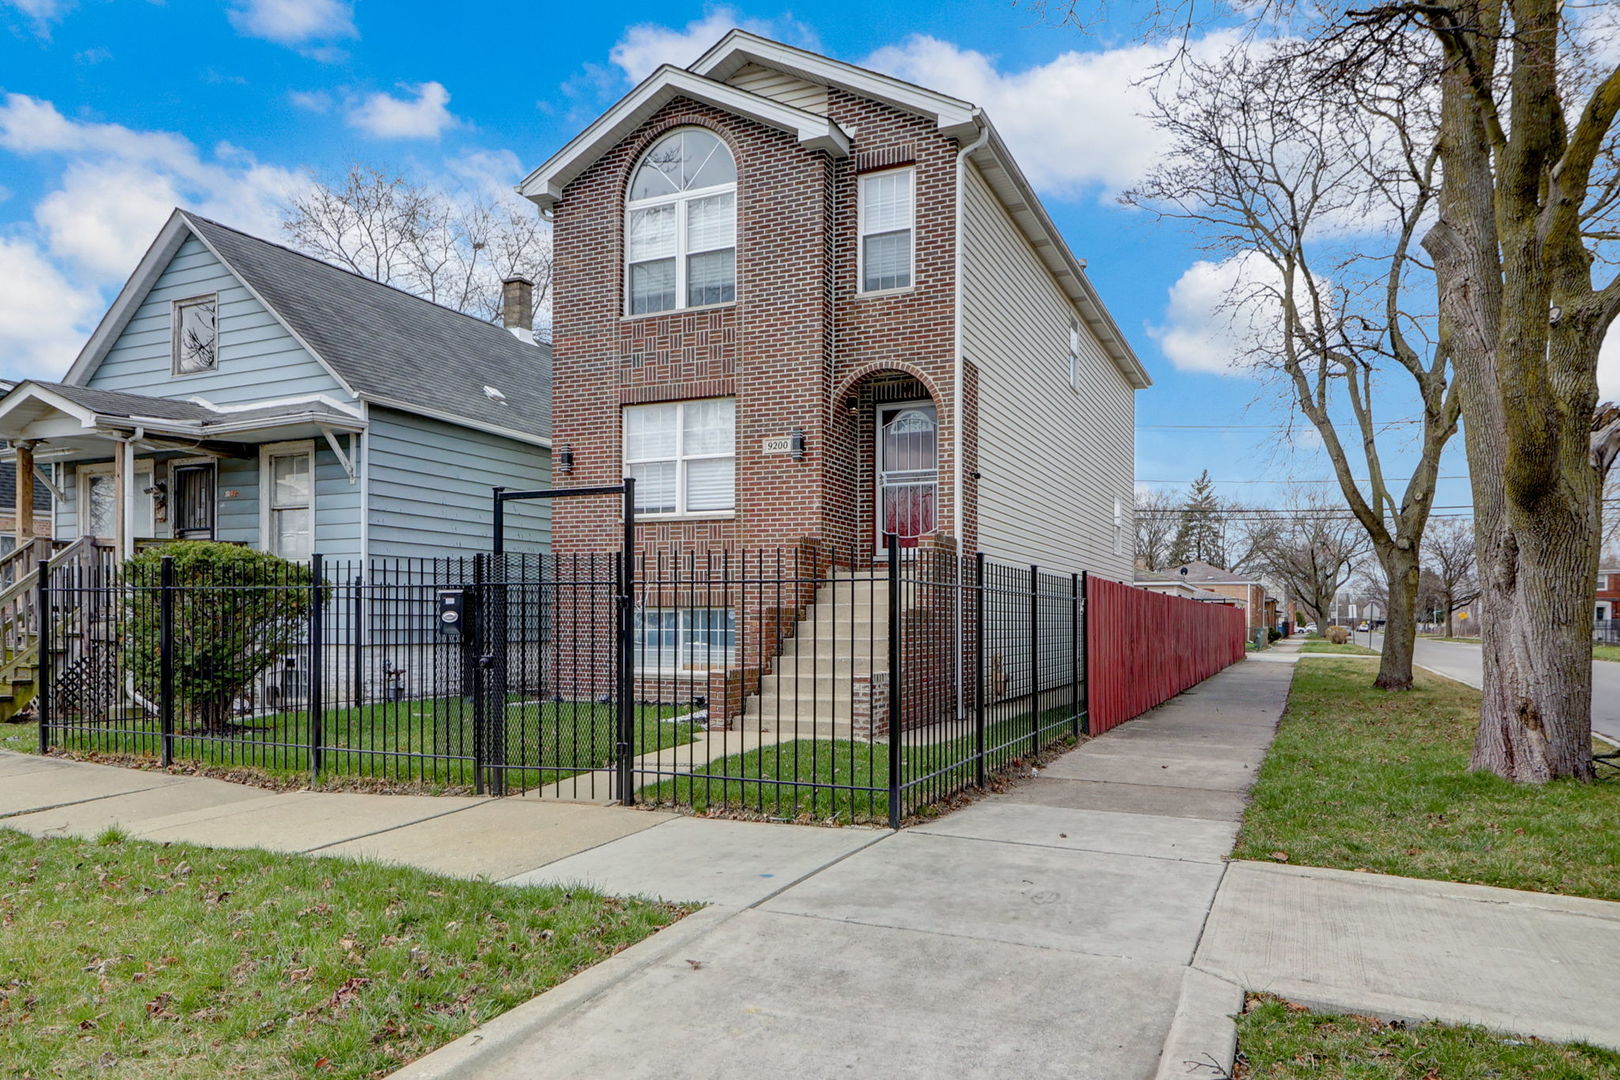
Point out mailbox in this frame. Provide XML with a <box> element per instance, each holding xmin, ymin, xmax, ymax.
<box><xmin>437</xmin><ymin>589</ymin><xmax>473</xmax><ymax>641</ymax></box>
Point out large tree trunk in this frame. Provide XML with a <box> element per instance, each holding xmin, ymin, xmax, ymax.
<box><xmin>1376</xmin><ymin>543</ymin><xmax>1420</xmax><ymax>690</ymax></box>
<box><xmin>1425</xmin><ymin>23</ymin><xmax>1599</xmax><ymax>781</ymax></box>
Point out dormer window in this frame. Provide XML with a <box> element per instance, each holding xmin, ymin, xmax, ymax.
<box><xmin>626</xmin><ymin>128</ymin><xmax>737</xmax><ymax>315</ymax></box>
<box><xmin>172</xmin><ymin>295</ymin><xmax>217</xmax><ymax>374</ymax></box>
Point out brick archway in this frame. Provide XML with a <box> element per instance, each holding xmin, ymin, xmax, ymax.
<box><xmin>831</xmin><ymin>364</ymin><xmax>951</xmax><ymax>559</ymax></box>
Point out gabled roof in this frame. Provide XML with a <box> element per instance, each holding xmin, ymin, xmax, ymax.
<box><xmin>0</xmin><ymin>380</ymin><xmax>365</xmax><ymax>441</ymax></box>
<box><xmin>63</xmin><ymin>211</ymin><xmax>551</xmax><ymax>447</ymax></box>
<box><xmin>1154</xmin><ymin>560</ymin><xmax>1264</xmax><ymax>586</ymax></box>
<box><xmin>519</xmin><ymin>65</ymin><xmax>849</xmax><ymax>207</ymax></box>
<box><xmin>519</xmin><ymin>30</ymin><xmax>1148</xmax><ymax>390</ymax></box>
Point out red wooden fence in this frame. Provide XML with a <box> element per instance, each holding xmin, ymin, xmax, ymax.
<box><xmin>1085</xmin><ymin>577</ymin><xmax>1248</xmax><ymax>734</ymax></box>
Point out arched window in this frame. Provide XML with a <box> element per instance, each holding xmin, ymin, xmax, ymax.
<box><xmin>626</xmin><ymin>128</ymin><xmax>737</xmax><ymax>315</ymax></box>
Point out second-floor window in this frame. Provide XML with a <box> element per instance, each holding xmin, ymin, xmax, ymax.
<box><xmin>859</xmin><ymin>167</ymin><xmax>914</xmax><ymax>293</ymax></box>
<box><xmin>173</xmin><ymin>295</ymin><xmax>217</xmax><ymax>374</ymax></box>
<box><xmin>624</xmin><ymin>397</ymin><xmax>735</xmax><ymax>515</ymax></box>
<box><xmin>626</xmin><ymin>128</ymin><xmax>737</xmax><ymax>315</ymax></box>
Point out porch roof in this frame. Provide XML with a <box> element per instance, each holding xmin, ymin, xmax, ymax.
<box><xmin>0</xmin><ymin>380</ymin><xmax>364</xmax><ymax>462</ymax></box>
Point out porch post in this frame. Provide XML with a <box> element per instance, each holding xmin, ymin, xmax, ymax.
<box><xmin>117</xmin><ymin>437</ymin><xmax>136</xmax><ymax>560</ymax></box>
<box><xmin>14</xmin><ymin>440</ymin><xmax>34</xmax><ymax>543</ymax></box>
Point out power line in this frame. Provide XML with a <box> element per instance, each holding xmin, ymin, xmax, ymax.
<box><xmin>1138</xmin><ymin>475</ymin><xmax>1471</xmax><ymax>486</ymax></box>
<box><xmin>1136</xmin><ymin>420</ymin><xmax>1427</xmax><ymax>431</ymax></box>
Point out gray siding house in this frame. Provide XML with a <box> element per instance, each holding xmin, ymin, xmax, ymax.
<box><xmin>0</xmin><ymin>210</ymin><xmax>551</xmax><ymax>563</ymax></box>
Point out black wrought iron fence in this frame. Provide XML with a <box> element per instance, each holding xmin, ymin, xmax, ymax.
<box><xmin>38</xmin><ymin>539</ymin><xmax>1087</xmax><ymax>823</ymax></box>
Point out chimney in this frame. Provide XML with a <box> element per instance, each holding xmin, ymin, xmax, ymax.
<box><xmin>501</xmin><ymin>276</ymin><xmax>534</xmax><ymax>335</ymax></box>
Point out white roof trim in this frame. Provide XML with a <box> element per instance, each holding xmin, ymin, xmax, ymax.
<box><xmin>60</xmin><ymin>209</ymin><xmax>362</xmax><ymax>400</ymax></box>
<box><xmin>0</xmin><ymin>383</ymin><xmax>100</xmax><ymax>431</ymax></box>
<box><xmin>690</xmin><ymin>30</ymin><xmax>979</xmax><ymax>139</ymax></box>
<box><xmin>518</xmin><ymin>65</ymin><xmax>850</xmax><ymax>208</ymax></box>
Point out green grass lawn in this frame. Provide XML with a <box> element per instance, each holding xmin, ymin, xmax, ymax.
<box><xmin>1300</xmin><ymin>641</ymin><xmax>1379</xmax><ymax>655</ymax></box>
<box><xmin>1594</xmin><ymin>644</ymin><xmax>1620</xmax><ymax>663</ymax></box>
<box><xmin>641</xmin><ymin>704</ymin><xmax>1082</xmax><ymax>824</ymax></box>
<box><xmin>1234</xmin><ymin>659</ymin><xmax>1620</xmax><ymax>900</ymax></box>
<box><xmin>1235</xmin><ymin>994</ymin><xmax>1620</xmax><ymax>1079</ymax></box>
<box><xmin>10</xmin><ymin>698</ymin><xmax>700</xmax><ymax>792</ymax></box>
<box><xmin>0</xmin><ymin>827</ymin><xmax>685</xmax><ymax>1080</ymax></box>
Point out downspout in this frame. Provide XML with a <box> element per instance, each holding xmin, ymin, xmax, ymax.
<box><xmin>953</xmin><ymin>114</ymin><xmax>989</xmax><ymax>720</ymax></box>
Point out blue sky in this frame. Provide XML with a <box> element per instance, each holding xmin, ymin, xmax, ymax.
<box><xmin>0</xmin><ymin>0</ymin><xmax>1485</xmax><ymax>514</ymax></box>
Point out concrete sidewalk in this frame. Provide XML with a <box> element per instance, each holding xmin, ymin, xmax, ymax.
<box><xmin>9</xmin><ymin>643</ymin><xmax>1619</xmax><ymax>1077</ymax></box>
<box><xmin>391</xmin><ymin>660</ymin><xmax>1297</xmax><ymax>1080</ymax></box>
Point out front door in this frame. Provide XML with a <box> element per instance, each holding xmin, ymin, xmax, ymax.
<box><xmin>876</xmin><ymin>402</ymin><xmax>938</xmax><ymax>551</ymax></box>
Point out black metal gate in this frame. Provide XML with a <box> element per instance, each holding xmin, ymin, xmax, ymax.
<box><xmin>480</xmin><ymin>480</ymin><xmax>636</xmax><ymax>800</ymax></box>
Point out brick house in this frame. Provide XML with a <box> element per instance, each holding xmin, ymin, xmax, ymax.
<box><xmin>520</xmin><ymin>32</ymin><xmax>1146</xmax><ymax>730</ymax></box>
<box><xmin>1136</xmin><ymin>561</ymin><xmax>1276</xmax><ymax>634</ymax></box>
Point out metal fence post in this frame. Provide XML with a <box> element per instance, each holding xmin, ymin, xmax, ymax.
<box><xmin>1029</xmin><ymin>564</ymin><xmax>1040</xmax><ymax>757</ymax></box>
<box><xmin>159</xmin><ymin>556</ymin><xmax>175</xmax><ymax>767</ymax></box>
<box><xmin>616</xmin><ymin>477</ymin><xmax>636</xmax><ymax>806</ymax></box>
<box><xmin>1070</xmin><ymin>572</ymin><xmax>1081</xmax><ymax>739</ymax></box>
<box><xmin>35</xmin><ymin>558</ymin><xmax>50</xmax><ymax>755</ymax></box>
<box><xmin>887</xmin><ymin>533</ymin><xmax>902</xmax><ymax>829</ymax></box>
<box><xmin>1079</xmin><ymin>571</ymin><xmax>1090</xmax><ymax>736</ymax></box>
<box><xmin>350</xmin><ymin>575</ymin><xmax>364</xmax><ymax>709</ymax></box>
<box><xmin>974</xmin><ymin>551</ymin><xmax>986</xmax><ymax>788</ymax></box>
<box><xmin>308</xmin><ymin>553</ymin><xmax>325</xmax><ymax>781</ymax></box>
<box><xmin>471</xmin><ymin>552</ymin><xmax>486</xmax><ymax>796</ymax></box>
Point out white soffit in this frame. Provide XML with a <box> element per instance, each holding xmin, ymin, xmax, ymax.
<box><xmin>518</xmin><ymin>65</ymin><xmax>850</xmax><ymax>209</ymax></box>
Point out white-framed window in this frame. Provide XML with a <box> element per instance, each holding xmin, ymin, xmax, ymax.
<box><xmin>635</xmin><ymin>607</ymin><xmax>737</xmax><ymax>672</ymax></box>
<box><xmin>858</xmin><ymin>167</ymin><xmax>915</xmax><ymax>293</ymax></box>
<box><xmin>626</xmin><ymin>128</ymin><xmax>737</xmax><ymax>315</ymax></box>
<box><xmin>624</xmin><ymin>398</ymin><xmax>735</xmax><ymax>516</ymax></box>
<box><xmin>259</xmin><ymin>441</ymin><xmax>314</xmax><ymax>560</ymax></box>
<box><xmin>77</xmin><ymin>460</ymin><xmax>155</xmax><ymax>541</ymax></box>
<box><xmin>172</xmin><ymin>294</ymin><xmax>218</xmax><ymax>374</ymax></box>
<box><xmin>1068</xmin><ymin>320</ymin><xmax>1081</xmax><ymax>390</ymax></box>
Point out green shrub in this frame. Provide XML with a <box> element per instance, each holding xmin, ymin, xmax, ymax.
<box><xmin>1267</xmin><ymin>627</ymin><xmax>1283</xmax><ymax>642</ymax></box>
<box><xmin>122</xmin><ymin>543</ymin><xmax>318</xmax><ymax>732</ymax></box>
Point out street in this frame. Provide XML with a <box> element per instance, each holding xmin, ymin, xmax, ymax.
<box><xmin>1366</xmin><ymin>633</ymin><xmax>1620</xmax><ymax>744</ymax></box>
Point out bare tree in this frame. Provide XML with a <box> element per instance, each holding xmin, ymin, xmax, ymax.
<box><xmin>282</xmin><ymin>165</ymin><xmax>553</xmax><ymax>336</ymax></box>
<box><xmin>1423</xmin><ymin>517</ymin><xmax>1480</xmax><ymax>638</ymax></box>
<box><xmin>1253</xmin><ymin>493</ymin><xmax>1373</xmax><ymax>627</ymax></box>
<box><xmin>1127</xmin><ymin>42</ymin><xmax>1459</xmax><ymax>693</ymax></box>
<box><xmin>1134</xmin><ymin>488</ymin><xmax>1179</xmax><ymax>570</ymax></box>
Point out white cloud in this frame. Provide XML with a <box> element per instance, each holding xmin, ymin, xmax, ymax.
<box><xmin>288</xmin><ymin>89</ymin><xmax>333</xmax><ymax>113</ymax></box>
<box><xmin>1150</xmin><ymin>251</ymin><xmax>1282</xmax><ymax>377</ymax></box>
<box><xmin>228</xmin><ymin>0</ymin><xmax>356</xmax><ymax>46</ymax></box>
<box><xmin>0</xmin><ymin>94</ymin><xmax>310</xmax><ymax>377</ymax></box>
<box><xmin>0</xmin><ymin>237</ymin><xmax>102</xmax><ymax>379</ymax></box>
<box><xmin>1600</xmin><ymin>323</ymin><xmax>1620</xmax><ymax>404</ymax></box>
<box><xmin>865</xmin><ymin>33</ymin><xmax>1237</xmax><ymax>198</ymax></box>
<box><xmin>609</xmin><ymin>9</ymin><xmax>819</xmax><ymax>83</ymax></box>
<box><xmin>345</xmin><ymin>82</ymin><xmax>457</xmax><ymax>140</ymax></box>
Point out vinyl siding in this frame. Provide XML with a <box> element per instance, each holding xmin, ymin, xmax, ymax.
<box><xmin>367</xmin><ymin>407</ymin><xmax>550</xmax><ymax>558</ymax></box>
<box><xmin>48</xmin><ymin>448</ymin><xmax>355</xmax><ymax>559</ymax></box>
<box><xmin>726</xmin><ymin>64</ymin><xmax>828</xmax><ymax>114</ymax></box>
<box><xmin>87</xmin><ymin>236</ymin><xmax>347</xmax><ymax>405</ymax></box>
<box><xmin>961</xmin><ymin>164</ymin><xmax>1136</xmax><ymax>580</ymax></box>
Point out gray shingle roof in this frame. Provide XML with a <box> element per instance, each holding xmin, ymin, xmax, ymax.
<box><xmin>1155</xmin><ymin>560</ymin><xmax>1262</xmax><ymax>585</ymax></box>
<box><xmin>182</xmin><ymin>213</ymin><xmax>551</xmax><ymax>439</ymax></box>
<box><xmin>37</xmin><ymin>383</ymin><xmax>218</xmax><ymax>421</ymax></box>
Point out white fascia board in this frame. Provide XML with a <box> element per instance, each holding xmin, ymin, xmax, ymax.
<box><xmin>969</xmin><ymin>125</ymin><xmax>1151</xmax><ymax>391</ymax></box>
<box><xmin>519</xmin><ymin>65</ymin><xmax>850</xmax><ymax>209</ymax></box>
<box><xmin>357</xmin><ymin>393</ymin><xmax>553</xmax><ymax>448</ymax></box>
<box><xmin>187</xmin><ymin>393</ymin><xmax>365</xmax><ymax>420</ymax></box>
<box><xmin>689</xmin><ymin>30</ymin><xmax>979</xmax><ymax>138</ymax></box>
<box><xmin>62</xmin><ymin>211</ymin><xmax>193</xmax><ymax>386</ymax></box>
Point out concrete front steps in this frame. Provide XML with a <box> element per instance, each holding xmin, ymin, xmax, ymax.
<box><xmin>740</xmin><ymin>571</ymin><xmax>897</xmax><ymax>737</ymax></box>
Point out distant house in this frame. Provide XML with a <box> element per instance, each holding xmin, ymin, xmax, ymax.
<box><xmin>1136</xmin><ymin>561</ymin><xmax>1278</xmax><ymax>632</ymax></box>
<box><xmin>0</xmin><ymin>210</ymin><xmax>552</xmax><ymax>564</ymax></box>
<box><xmin>1598</xmin><ymin>567</ymin><xmax>1620</xmax><ymax>623</ymax></box>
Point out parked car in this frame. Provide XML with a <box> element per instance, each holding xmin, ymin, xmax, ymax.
<box><xmin>1303</xmin><ymin>622</ymin><xmax>1318</xmax><ymax>634</ymax></box>
<box><xmin>1358</xmin><ymin>622</ymin><xmax>1370</xmax><ymax>631</ymax></box>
